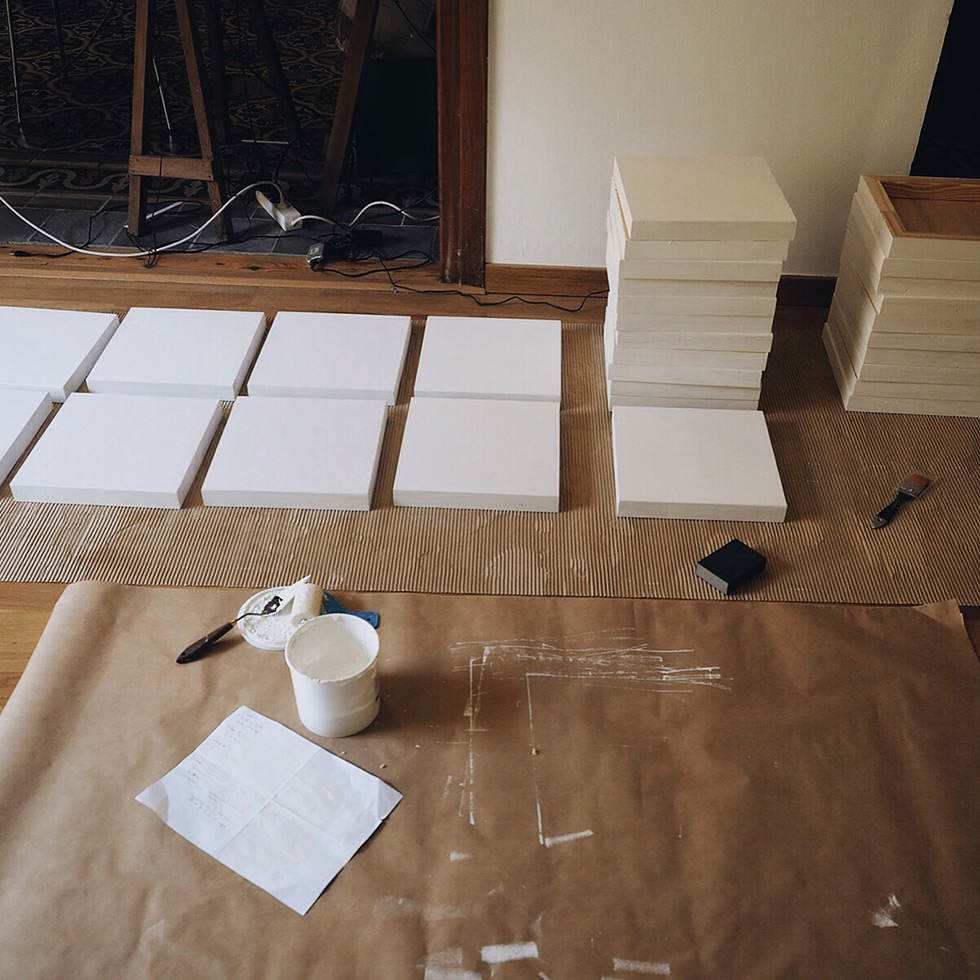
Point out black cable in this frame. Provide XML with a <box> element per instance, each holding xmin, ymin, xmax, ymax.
<box><xmin>311</xmin><ymin>245</ymin><xmax>608</xmax><ymax>314</ymax></box>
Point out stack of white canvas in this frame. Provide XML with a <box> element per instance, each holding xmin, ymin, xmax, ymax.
<box><xmin>823</xmin><ymin>174</ymin><xmax>980</xmax><ymax>417</ymax></box>
<box><xmin>605</xmin><ymin>156</ymin><xmax>796</xmax><ymax>410</ymax></box>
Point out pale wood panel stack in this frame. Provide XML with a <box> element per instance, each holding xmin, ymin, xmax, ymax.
<box><xmin>604</xmin><ymin>155</ymin><xmax>796</xmax><ymax>410</ymax></box>
<box><xmin>823</xmin><ymin>174</ymin><xmax>980</xmax><ymax>417</ymax></box>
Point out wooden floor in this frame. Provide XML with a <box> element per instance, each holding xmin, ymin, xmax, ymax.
<box><xmin>0</xmin><ymin>249</ymin><xmax>608</xmax><ymax>321</ymax></box>
<box><xmin>0</xmin><ymin>583</ymin><xmax>66</xmax><ymax>711</ymax></box>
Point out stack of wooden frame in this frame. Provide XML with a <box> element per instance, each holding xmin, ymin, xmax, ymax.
<box><xmin>824</xmin><ymin>174</ymin><xmax>980</xmax><ymax>417</ymax></box>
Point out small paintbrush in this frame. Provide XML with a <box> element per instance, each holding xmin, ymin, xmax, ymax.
<box><xmin>871</xmin><ymin>473</ymin><xmax>929</xmax><ymax>529</ymax></box>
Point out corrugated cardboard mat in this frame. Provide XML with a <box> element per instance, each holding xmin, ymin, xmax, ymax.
<box><xmin>1</xmin><ymin>313</ymin><xmax>978</xmax><ymax>604</ymax></box>
<box><xmin>0</xmin><ymin>584</ymin><xmax>978</xmax><ymax>978</ymax></box>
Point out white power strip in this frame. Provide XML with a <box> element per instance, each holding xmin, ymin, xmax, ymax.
<box><xmin>255</xmin><ymin>190</ymin><xmax>303</xmax><ymax>230</ymax></box>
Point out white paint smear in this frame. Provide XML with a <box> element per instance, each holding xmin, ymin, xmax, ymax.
<box><xmin>482</xmin><ymin>941</ymin><xmax>540</xmax><ymax>963</ymax></box>
<box><xmin>424</xmin><ymin>969</ymin><xmax>481</xmax><ymax>980</ymax></box>
<box><xmin>544</xmin><ymin>829</ymin><xmax>594</xmax><ymax>847</ymax></box>
<box><xmin>422</xmin><ymin>950</ymin><xmax>479</xmax><ymax>980</ymax></box>
<box><xmin>871</xmin><ymin>893</ymin><xmax>902</xmax><ymax>928</ymax></box>
<box><xmin>373</xmin><ymin>897</ymin><xmax>464</xmax><ymax>921</ymax></box>
<box><xmin>449</xmin><ymin>851</ymin><xmax>471</xmax><ymax>862</ymax></box>
<box><xmin>423</xmin><ymin>949</ymin><xmax>464</xmax><ymax>967</ymax></box>
<box><xmin>613</xmin><ymin>958</ymin><xmax>671</xmax><ymax>974</ymax></box>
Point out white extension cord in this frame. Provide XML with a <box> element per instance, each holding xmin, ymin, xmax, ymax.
<box><xmin>254</xmin><ymin>190</ymin><xmax>303</xmax><ymax>230</ymax></box>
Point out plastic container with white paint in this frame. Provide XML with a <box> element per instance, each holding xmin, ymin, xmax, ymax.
<box><xmin>284</xmin><ymin>614</ymin><xmax>381</xmax><ymax>737</ymax></box>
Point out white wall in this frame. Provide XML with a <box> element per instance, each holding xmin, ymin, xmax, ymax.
<box><xmin>487</xmin><ymin>0</ymin><xmax>953</xmax><ymax>276</ymax></box>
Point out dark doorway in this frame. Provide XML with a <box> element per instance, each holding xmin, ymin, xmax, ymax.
<box><xmin>911</xmin><ymin>0</ymin><xmax>980</xmax><ymax>177</ymax></box>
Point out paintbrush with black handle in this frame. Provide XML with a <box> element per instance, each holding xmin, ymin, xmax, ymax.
<box><xmin>871</xmin><ymin>473</ymin><xmax>929</xmax><ymax>529</ymax></box>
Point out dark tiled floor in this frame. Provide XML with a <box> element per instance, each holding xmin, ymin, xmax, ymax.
<box><xmin>0</xmin><ymin>182</ymin><xmax>438</xmax><ymax>260</ymax></box>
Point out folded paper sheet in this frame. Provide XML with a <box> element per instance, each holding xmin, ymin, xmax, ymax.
<box><xmin>136</xmin><ymin>706</ymin><xmax>401</xmax><ymax>914</ymax></box>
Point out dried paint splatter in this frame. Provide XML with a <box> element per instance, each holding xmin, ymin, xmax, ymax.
<box><xmin>871</xmin><ymin>893</ymin><xmax>902</xmax><ymax>928</ymax></box>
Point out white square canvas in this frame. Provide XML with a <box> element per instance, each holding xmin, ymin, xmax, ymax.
<box><xmin>85</xmin><ymin>307</ymin><xmax>266</xmax><ymax>399</ymax></box>
<box><xmin>202</xmin><ymin>396</ymin><xmax>388</xmax><ymax>510</ymax></box>
<box><xmin>613</xmin><ymin>156</ymin><xmax>797</xmax><ymax>242</ymax></box>
<box><xmin>247</xmin><ymin>311</ymin><xmax>412</xmax><ymax>404</ymax></box>
<box><xmin>393</xmin><ymin>396</ymin><xmax>560</xmax><ymax>512</ymax></box>
<box><xmin>611</xmin><ymin>406</ymin><xmax>787</xmax><ymax>521</ymax></box>
<box><xmin>0</xmin><ymin>389</ymin><xmax>52</xmax><ymax>486</ymax></box>
<box><xmin>0</xmin><ymin>306</ymin><xmax>119</xmax><ymax>401</ymax></box>
<box><xmin>608</xmin><ymin>183</ymin><xmax>792</xmax><ymax>261</ymax></box>
<box><xmin>414</xmin><ymin>316</ymin><xmax>561</xmax><ymax>402</ymax></box>
<box><xmin>10</xmin><ymin>393</ymin><xmax>222</xmax><ymax>507</ymax></box>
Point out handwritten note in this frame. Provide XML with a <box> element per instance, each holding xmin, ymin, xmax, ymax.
<box><xmin>136</xmin><ymin>706</ymin><xmax>402</xmax><ymax>914</ymax></box>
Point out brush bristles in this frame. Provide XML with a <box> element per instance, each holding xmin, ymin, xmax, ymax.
<box><xmin>900</xmin><ymin>473</ymin><xmax>929</xmax><ymax>497</ymax></box>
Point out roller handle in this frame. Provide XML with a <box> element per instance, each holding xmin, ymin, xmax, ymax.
<box><xmin>176</xmin><ymin>622</ymin><xmax>234</xmax><ymax>664</ymax></box>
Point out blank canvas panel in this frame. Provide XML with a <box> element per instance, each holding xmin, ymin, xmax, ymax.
<box><xmin>612</xmin><ymin>155</ymin><xmax>797</xmax><ymax>241</ymax></box>
<box><xmin>0</xmin><ymin>306</ymin><xmax>119</xmax><ymax>401</ymax></box>
<box><xmin>0</xmin><ymin>389</ymin><xmax>52</xmax><ymax>487</ymax></box>
<box><xmin>414</xmin><ymin>316</ymin><xmax>562</xmax><ymax>402</ymax></box>
<box><xmin>612</xmin><ymin>406</ymin><xmax>787</xmax><ymax>521</ymax></box>
<box><xmin>247</xmin><ymin>311</ymin><xmax>412</xmax><ymax>404</ymax></box>
<box><xmin>10</xmin><ymin>393</ymin><xmax>222</xmax><ymax>507</ymax></box>
<box><xmin>85</xmin><ymin>307</ymin><xmax>266</xmax><ymax>399</ymax></box>
<box><xmin>393</xmin><ymin>396</ymin><xmax>560</xmax><ymax>512</ymax></box>
<box><xmin>201</xmin><ymin>396</ymin><xmax>388</xmax><ymax>510</ymax></box>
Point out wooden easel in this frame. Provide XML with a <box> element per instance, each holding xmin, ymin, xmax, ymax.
<box><xmin>128</xmin><ymin>0</ymin><xmax>228</xmax><ymax>238</ymax></box>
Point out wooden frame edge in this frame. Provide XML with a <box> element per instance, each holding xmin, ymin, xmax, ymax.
<box><xmin>437</xmin><ymin>0</ymin><xmax>488</xmax><ymax>287</ymax></box>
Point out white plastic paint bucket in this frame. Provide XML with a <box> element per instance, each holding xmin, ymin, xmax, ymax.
<box><xmin>284</xmin><ymin>613</ymin><xmax>380</xmax><ymax>737</ymax></box>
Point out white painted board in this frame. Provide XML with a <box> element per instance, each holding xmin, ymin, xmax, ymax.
<box><xmin>202</xmin><ymin>396</ymin><xmax>388</xmax><ymax>510</ymax></box>
<box><xmin>613</xmin><ymin>329</ymin><xmax>773</xmax><ymax>352</ymax></box>
<box><xmin>0</xmin><ymin>306</ymin><xmax>119</xmax><ymax>401</ymax></box>
<box><xmin>611</xmin><ymin>406</ymin><xmax>787</xmax><ymax>521</ymax></box>
<box><xmin>606</xmin><ymin>215</ymin><xmax>784</xmax><ymax>282</ymax></box>
<box><xmin>393</xmin><ymin>396</ymin><xmax>560</xmax><ymax>512</ymax></box>
<box><xmin>609</xmin><ymin>275</ymin><xmax>779</xmax><ymax>300</ymax></box>
<box><xmin>608</xmin><ymin>391</ymin><xmax>760</xmax><ymax>411</ymax></box>
<box><xmin>10</xmin><ymin>393</ymin><xmax>222</xmax><ymax>507</ymax></box>
<box><xmin>608</xmin><ymin>195</ymin><xmax>791</xmax><ymax>262</ymax></box>
<box><xmin>247</xmin><ymin>311</ymin><xmax>411</xmax><ymax>404</ymax></box>
<box><xmin>86</xmin><ymin>307</ymin><xmax>266</xmax><ymax>399</ymax></box>
<box><xmin>0</xmin><ymin>389</ymin><xmax>52</xmax><ymax>486</ymax></box>
<box><xmin>607</xmin><ymin>361</ymin><xmax>762</xmax><ymax>387</ymax></box>
<box><xmin>611</xmin><ymin>309</ymin><xmax>777</xmax><ymax>333</ymax></box>
<box><xmin>606</xmin><ymin>342</ymin><xmax>769</xmax><ymax>371</ymax></box>
<box><xmin>607</xmin><ymin>379</ymin><xmax>761</xmax><ymax>400</ymax></box>
<box><xmin>609</xmin><ymin>290</ymin><xmax>778</xmax><ymax>318</ymax></box>
<box><xmin>612</xmin><ymin>156</ymin><xmax>797</xmax><ymax>242</ymax></box>
<box><xmin>414</xmin><ymin>316</ymin><xmax>561</xmax><ymax>402</ymax></box>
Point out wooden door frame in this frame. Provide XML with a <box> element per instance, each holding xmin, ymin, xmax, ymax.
<box><xmin>437</xmin><ymin>0</ymin><xmax>487</xmax><ymax>287</ymax></box>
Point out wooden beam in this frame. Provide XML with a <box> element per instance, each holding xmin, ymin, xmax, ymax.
<box><xmin>319</xmin><ymin>0</ymin><xmax>381</xmax><ymax>211</ymax></box>
<box><xmin>437</xmin><ymin>0</ymin><xmax>487</xmax><ymax>287</ymax></box>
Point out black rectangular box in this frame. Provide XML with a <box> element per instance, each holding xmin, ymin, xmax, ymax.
<box><xmin>695</xmin><ymin>538</ymin><xmax>766</xmax><ymax>595</ymax></box>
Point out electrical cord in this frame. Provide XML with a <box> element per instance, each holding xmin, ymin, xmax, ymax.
<box><xmin>310</xmin><ymin>246</ymin><xmax>608</xmax><ymax>314</ymax></box>
<box><xmin>348</xmin><ymin>199</ymin><xmax>439</xmax><ymax>227</ymax></box>
<box><xmin>0</xmin><ymin>181</ymin><xmax>282</xmax><ymax>258</ymax></box>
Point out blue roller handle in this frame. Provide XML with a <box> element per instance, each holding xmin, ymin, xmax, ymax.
<box><xmin>321</xmin><ymin>591</ymin><xmax>380</xmax><ymax>629</ymax></box>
